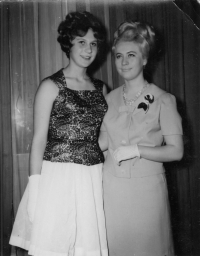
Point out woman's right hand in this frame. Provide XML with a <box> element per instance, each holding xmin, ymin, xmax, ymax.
<box><xmin>27</xmin><ymin>174</ymin><xmax>41</xmax><ymax>222</ymax></box>
<box><xmin>113</xmin><ymin>144</ymin><xmax>140</xmax><ymax>165</ymax></box>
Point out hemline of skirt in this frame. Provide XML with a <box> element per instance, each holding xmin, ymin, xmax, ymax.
<box><xmin>10</xmin><ymin>235</ymin><xmax>109</xmax><ymax>256</ymax></box>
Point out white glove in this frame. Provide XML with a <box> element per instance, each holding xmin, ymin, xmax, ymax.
<box><xmin>27</xmin><ymin>174</ymin><xmax>40</xmax><ymax>223</ymax></box>
<box><xmin>113</xmin><ymin>144</ymin><xmax>140</xmax><ymax>165</ymax></box>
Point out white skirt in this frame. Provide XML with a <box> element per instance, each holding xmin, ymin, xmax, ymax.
<box><xmin>9</xmin><ymin>161</ymin><xmax>108</xmax><ymax>256</ymax></box>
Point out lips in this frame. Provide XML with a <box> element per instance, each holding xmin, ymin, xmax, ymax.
<box><xmin>121</xmin><ymin>68</ymin><xmax>131</xmax><ymax>72</ymax></box>
<box><xmin>81</xmin><ymin>55</ymin><xmax>91</xmax><ymax>60</ymax></box>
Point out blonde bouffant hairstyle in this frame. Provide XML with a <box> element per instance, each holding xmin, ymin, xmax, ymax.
<box><xmin>113</xmin><ymin>21</ymin><xmax>156</xmax><ymax>60</ymax></box>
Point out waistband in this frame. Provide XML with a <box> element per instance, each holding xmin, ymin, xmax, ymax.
<box><xmin>103</xmin><ymin>151</ymin><xmax>165</xmax><ymax>179</ymax></box>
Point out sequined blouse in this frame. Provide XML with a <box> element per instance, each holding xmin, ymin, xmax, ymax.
<box><xmin>43</xmin><ymin>69</ymin><xmax>108</xmax><ymax>166</ymax></box>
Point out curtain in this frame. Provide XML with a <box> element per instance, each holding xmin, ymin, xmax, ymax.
<box><xmin>0</xmin><ymin>0</ymin><xmax>200</xmax><ymax>256</ymax></box>
<box><xmin>0</xmin><ymin>3</ymin><xmax>13</xmax><ymax>256</ymax></box>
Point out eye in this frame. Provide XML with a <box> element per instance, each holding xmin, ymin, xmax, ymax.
<box><xmin>79</xmin><ymin>41</ymin><xmax>85</xmax><ymax>45</ymax></box>
<box><xmin>91</xmin><ymin>42</ymin><xmax>97</xmax><ymax>47</ymax></box>
<box><xmin>116</xmin><ymin>54</ymin><xmax>121</xmax><ymax>59</ymax></box>
<box><xmin>128</xmin><ymin>53</ymin><xmax>135</xmax><ymax>58</ymax></box>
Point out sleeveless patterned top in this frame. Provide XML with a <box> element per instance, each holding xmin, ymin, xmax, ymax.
<box><xmin>43</xmin><ymin>69</ymin><xmax>108</xmax><ymax>166</ymax></box>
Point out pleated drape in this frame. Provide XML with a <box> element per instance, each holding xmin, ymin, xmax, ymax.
<box><xmin>0</xmin><ymin>1</ymin><xmax>200</xmax><ymax>256</ymax></box>
<box><xmin>0</xmin><ymin>3</ymin><xmax>13</xmax><ymax>256</ymax></box>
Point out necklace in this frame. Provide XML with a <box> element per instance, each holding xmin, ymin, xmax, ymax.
<box><xmin>123</xmin><ymin>82</ymin><xmax>149</xmax><ymax>106</ymax></box>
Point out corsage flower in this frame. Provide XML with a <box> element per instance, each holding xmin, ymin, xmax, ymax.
<box><xmin>138</xmin><ymin>94</ymin><xmax>154</xmax><ymax>113</ymax></box>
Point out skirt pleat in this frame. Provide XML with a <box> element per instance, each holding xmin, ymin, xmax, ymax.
<box><xmin>10</xmin><ymin>161</ymin><xmax>108</xmax><ymax>256</ymax></box>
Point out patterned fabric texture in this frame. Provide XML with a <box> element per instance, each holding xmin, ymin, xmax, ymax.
<box><xmin>43</xmin><ymin>69</ymin><xmax>108</xmax><ymax>165</ymax></box>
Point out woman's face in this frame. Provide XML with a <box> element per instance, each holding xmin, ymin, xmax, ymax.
<box><xmin>70</xmin><ymin>29</ymin><xmax>98</xmax><ymax>68</ymax></box>
<box><xmin>114</xmin><ymin>40</ymin><xmax>147</xmax><ymax>81</ymax></box>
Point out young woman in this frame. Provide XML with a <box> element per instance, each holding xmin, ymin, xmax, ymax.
<box><xmin>99</xmin><ymin>21</ymin><xmax>184</xmax><ymax>256</ymax></box>
<box><xmin>10</xmin><ymin>11</ymin><xmax>108</xmax><ymax>256</ymax></box>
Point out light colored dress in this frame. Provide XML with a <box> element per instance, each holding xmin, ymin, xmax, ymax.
<box><xmin>101</xmin><ymin>84</ymin><xmax>183</xmax><ymax>256</ymax></box>
<box><xmin>9</xmin><ymin>69</ymin><xmax>108</xmax><ymax>256</ymax></box>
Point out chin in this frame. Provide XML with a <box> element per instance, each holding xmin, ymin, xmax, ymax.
<box><xmin>83</xmin><ymin>60</ymin><xmax>94</xmax><ymax>67</ymax></box>
<box><xmin>80</xmin><ymin>62</ymin><xmax>92</xmax><ymax>68</ymax></box>
<box><xmin>121</xmin><ymin>74</ymin><xmax>134</xmax><ymax>80</ymax></box>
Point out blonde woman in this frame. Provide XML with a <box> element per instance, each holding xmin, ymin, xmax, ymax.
<box><xmin>100</xmin><ymin>21</ymin><xmax>183</xmax><ymax>256</ymax></box>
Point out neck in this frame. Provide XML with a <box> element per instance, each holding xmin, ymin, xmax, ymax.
<box><xmin>123</xmin><ymin>78</ymin><xmax>149</xmax><ymax>105</ymax></box>
<box><xmin>124</xmin><ymin>77</ymin><xmax>146</xmax><ymax>94</ymax></box>
<box><xmin>63</xmin><ymin>64</ymin><xmax>88</xmax><ymax>80</ymax></box>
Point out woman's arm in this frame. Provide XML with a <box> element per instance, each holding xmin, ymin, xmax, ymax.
<box><xmin>114</xmin><ymin>135</ymin><xmax>183</xmax><ymax>164</ymax></box>
<box><xmin>98</xmin><ymin>84</ymin><xmax>108</xmax><ymax>151</ymax></box>
<box><xmin>29</xmin><ymin>79</ymin><xmax>58</xmax><ymax>176</ymax></box>
<box><xmin>138</xmin><ymin>134</ymin><xmax>184</xmax><ymax>162</ymax></box>
<box><xmin>102</xmin><ymin>84</ymin><xmax>108</xmax><ymax>97</ymax></box>
<box><xmin>98</xmin><ymin>130</ymin><xmax>108</xmax><ymax>152</ymax></box>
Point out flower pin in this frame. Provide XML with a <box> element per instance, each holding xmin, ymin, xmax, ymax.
<box><xmin>138</xmin><ymin>93</ymin><xmax>154</xmax><ymax>113</ymax></box>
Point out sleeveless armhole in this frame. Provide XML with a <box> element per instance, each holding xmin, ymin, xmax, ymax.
<box><xmin>90</xmin><ymin>77</ymin><xmax>104</xmax><ymax>92</ymax></box>
<box><xmin>42</xmin><ymin>69</ymin><xmax>65</xmax><ymax>91</ymax></box>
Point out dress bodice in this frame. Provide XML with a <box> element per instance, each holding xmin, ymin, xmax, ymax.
<box><xmin>43</xmin><ymin>69</ymin><xmax>108</xmax><ymax>166</ymax></box>
<box><xmin>101</xmin><ymin>84</ymin><xmax>183</xmax><ymax>178</ymax></box>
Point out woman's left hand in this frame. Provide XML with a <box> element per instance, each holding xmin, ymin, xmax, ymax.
<box><xmin>113</xmin><ymin>144</ymin><xmax>140</xmax><ymax>165</ymax></box>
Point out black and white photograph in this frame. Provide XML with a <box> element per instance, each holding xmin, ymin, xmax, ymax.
<box><xmin>0</xmin><ymin>0</ymin><xmax>200</xmax><ymax>256</ymax></box>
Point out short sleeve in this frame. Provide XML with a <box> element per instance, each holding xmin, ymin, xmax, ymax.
<box><xmin>160</xmin><ymin>93</ymin><xmax>183</xmax><ymax>136</ymax></box>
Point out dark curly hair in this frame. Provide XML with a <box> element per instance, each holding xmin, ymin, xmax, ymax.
<box><xmin>57</xmin><ymin>11</ymin><xmax>107</xmax><ymax>59</ymax></box>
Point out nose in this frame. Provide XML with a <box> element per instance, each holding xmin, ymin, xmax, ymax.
<box><xmin>85</xmin><ymin>44</ymin><xmax>92</xmax><ymax>53</ymax></box>
<box><xmin>122</xmin><ymin>56</ymin><xmax>128</xmax><ymax>65</ymax></box>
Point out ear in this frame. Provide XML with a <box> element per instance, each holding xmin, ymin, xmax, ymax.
<box><xmin>143</xmin><ymin>58</ymin><xmax>147</xmax><ymax>66</ymax></box>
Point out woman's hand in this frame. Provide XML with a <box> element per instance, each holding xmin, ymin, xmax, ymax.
<box><xmin>113</xmin><ymin>144</ymin><xmax>140</xmax><ymax>165</ymax></box>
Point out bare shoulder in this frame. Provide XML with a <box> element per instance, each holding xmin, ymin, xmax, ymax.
<box><xmin>37</xmin><ymin>78</ymin><xmax>59</xmax><ymax>95</ymax></box>
<box><xmin>36</xmin><ymin>78</ymin><xmax>59</xmax><ymax>101</ymax></box>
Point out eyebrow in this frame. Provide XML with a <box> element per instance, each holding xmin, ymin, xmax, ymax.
<box><xmin>116</xmin><ymin>51</ymin><xmax>137</xmax><ymax>55</ymax></box>
<box><xmin>76</xmin><ymin>37</ymin><xmax>97</xmax><ymax>42</ymax></box>
<box><xmin>127</xmin><ymin>51</ymin><xmax>136</xmax><ymax>54</ymax></box>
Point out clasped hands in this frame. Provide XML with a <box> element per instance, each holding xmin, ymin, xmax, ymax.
<box><xmin>113</xmin><ymin>144</ymin><xmax>140</xmax><ymax>166</ymax></box>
